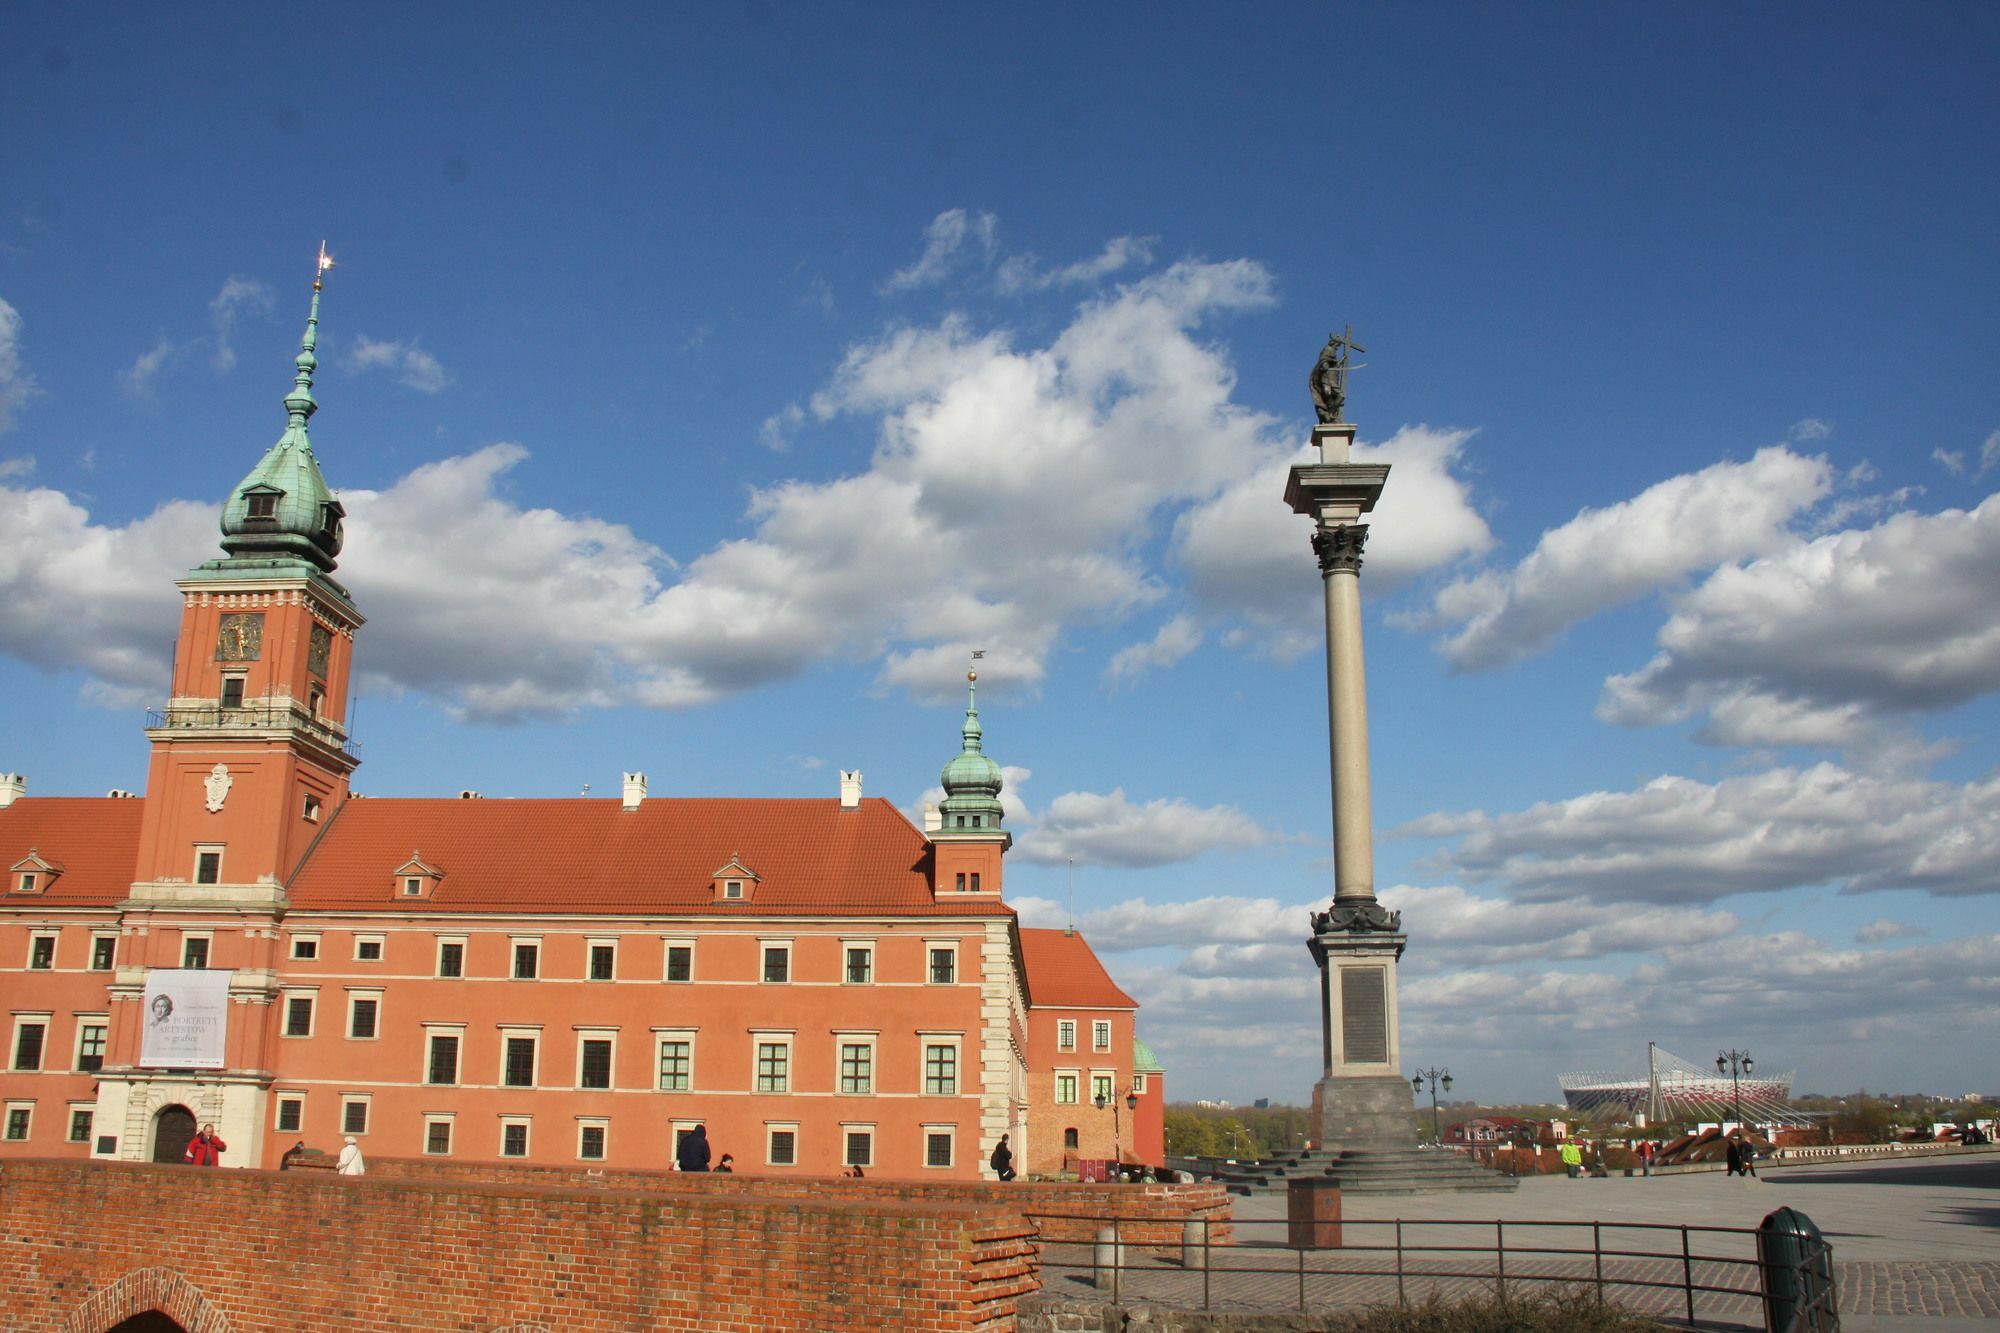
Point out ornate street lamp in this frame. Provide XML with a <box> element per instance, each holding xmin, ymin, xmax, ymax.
<box><xmin>1411</xmin><ymin>1067</ymin><xmax>1452</xmax><ymax>1146</ymax></box>
<box><xmin>1716</xmin><ymin>1050</ymin><xmax>1754</xmax><ymax>1132</ymax></box>
<box><xmin>1095</xmin><ymin>1086</ymin><xmax>1142</xmax><ymax>1178</ymax></box>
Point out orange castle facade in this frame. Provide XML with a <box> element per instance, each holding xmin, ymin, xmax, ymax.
<box><xmin>0</xmin><ymin>275</ymin><xmax>1162</xmax><ymax>1179</ymax></box>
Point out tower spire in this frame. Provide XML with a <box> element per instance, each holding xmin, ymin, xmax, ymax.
<box><xmin>282</xmin><ymin>243</ymin><xmax>336</xmax><ymax>437</ymax></box>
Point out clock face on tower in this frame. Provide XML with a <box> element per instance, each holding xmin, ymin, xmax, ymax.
<box><xmin>216</xmin><ymin>613</ymin><xmax>264</xmax><ymax>662</ymax></box>
<box><xmin>308</xmin><ymin>624</ymin><xmax>332</xmax><ymax>679</ymax></box>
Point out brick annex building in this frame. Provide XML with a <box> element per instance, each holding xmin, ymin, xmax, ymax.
<box><xmin>0</xmin><ymin>272</ymin><xmax>1162</xmax><ymax>1181</ymax></box>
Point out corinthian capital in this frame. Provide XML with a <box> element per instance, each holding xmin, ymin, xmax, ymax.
<box><xmin>1311</xmin><ymin>523</ymin><xmax>1369</xmax><ymax>576</ymax></box>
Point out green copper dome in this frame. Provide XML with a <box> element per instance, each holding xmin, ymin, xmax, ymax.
<box><xmin>217</xmin><ymin>276</ymin><xmax>345</xmax><ymax>572</ymax></box>
<box><xmin>938</xmin><ymin>671</ymin><xmax>1004</xmax><ymax>827</ymax></box>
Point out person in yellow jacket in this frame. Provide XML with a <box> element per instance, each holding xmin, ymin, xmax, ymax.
<box><xmin>1560</xmin><ymin>1140</ymin><xmax>1584</xmax><ymax>1179</ymax></box>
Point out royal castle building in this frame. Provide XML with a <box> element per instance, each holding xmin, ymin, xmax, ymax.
<box><xmin>0</xmin><ymin>269</ymin><xmax>1161</xmax><ymax>1179</ymax></box>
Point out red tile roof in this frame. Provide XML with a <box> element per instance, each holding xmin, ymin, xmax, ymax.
<box><xmin>1020</xmin><ymin>927</ymin><xmax>1136</xmax><ymax>1010</ymax></box>
<box><xmin>0</xmin><ymin>798</ymin><xmax>145</xmax><ymax>906</ymax></box>
<box><xmin>289</xmin><ymin>795</ymin><xmax>1007</xmax><ymax>917</ymax></box>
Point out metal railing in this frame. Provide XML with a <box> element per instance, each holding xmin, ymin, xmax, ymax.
<box><xmin>147</xmin><ymin>702</ymin><xmax>355</xmax><ymax>756</ymax></box>
<box><xmin>1024</xmin><ymin>1212</ymin><xmax>1838</xmax><ymax>1330</ymax></box>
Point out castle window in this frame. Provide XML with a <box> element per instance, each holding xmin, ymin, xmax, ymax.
<box><xmin>436</xmin><ymin>939</ymin><xmax>465</xmax><ymax>978</ymax></box>
<box><xmin>501</xmin><ymin>1119</ymin><xmax>530</xmax><ymax>1157</ymax></box>
<box><xmin>194</xmin><ymin>848</ymin><xmax>222</xmax><ymax>885</ymax></box>
<box><xmin>724</xmin><ymin>879</ymin><xmax>743</xmax><ymax>899</ymax></box>
<box><xmin>578</xmin><ymin>1122</ymin><xmax>608</xmax><ymax>1161</ymax></box>
<box><xmin>28</xmin><ymin>934</ymin><xmax>54</xmax><ymax>970</ymax></box>
<box><xmin>1064</xmin><ymin>1127</ymin><xmax>1079</xmax><ymax>1150</ymax></box>
<box><xmin>924</xmin><ymin>1127</ymin><xmax>955</xmax><ymax>1169</ymax></box>
<box><xmin>303</xmin><ymin>793</ymin><xmax>322</xmax><ymax>823</ymax></box>
<box><xmin>1056</xmin><ymin>1071</ymin><xmax>1079</xmax><ymax>1105</ymax></box>
<box><xmin>403</xmin><ymin>877</ymin><xmax>421</xmax><ymax>896</ymax></box>
<box><xmin>663</xmin><ymin>942</ymin><xmax>693</xmax><ymax>982</ymax></box>
<box><xmin>1058</xmin><ymin>1020</ymin><xmax>1076</xmax><ymax>1051</ymax></box>
<box><xmin>283</xmin><ymin>994</ymin><xmax>314</xmax><ymax>1037</ymax></box>
<box><xmin>427</xmin><ymin>1033</ymin><xmax>460</xmax><ymax>1085</ymax></box>
<box><xmin>347</xmin><ymin>993</ymin><xmax>380</xmax><ymax>1040</ymax></box>
<box><xmin>90</xmin><ymin>936</ymin><xmax>116</xmax><ymax>970</ymax></box>
<box><xmin>355</xmin><ymin>936</ymin><xmax>384</xmax><ymax>962</ymax></box>
<box><xmin>969</xmin><ymin>872</ymin><xmax>981</xmax><ymax>892</ymax></box>
<box><xmin>761</xmin><ymin>943</ymin><xmax>790</xmax><ymax>984</ymax></box>
<box><xmin>844</xmin><ymin>1127</ymin><xmax>874</xmax><ymax>1169</ymax></box>
<box><xmin>5</xmin><ymin>1105</ymin><xmax>32</xmax><ymax>1141</ymax></box>
<box><xmin>656</xmin><ymin>1036</ymin><xmax>693</xmax><ymax>1092</ymax></box>
<box><xmin>246</xmin><ymin>491</ymin><xmax>278</xmax><ymax>521</ymax></box>
<box><xmin>577</xmin><ymin>1035</ymin><xmax>615</xmax><ymax>1090</ymax></box>
<box><xmin>75</xmin><ymin>1023</ymin><xmax>107</xmax><ymax>1073</ymax></box>
<box><xmin>220</xmin><ymin>676</ymin><xmax>246</xmax><ymax>709</ymax></box>
<box><xmin>928</xmin><ymin>946</ymin><xmax>956</xmax><ymax>985</ymax></box>
<box><xmin>69</xmin><ymin>1109</ymin><xmax>93</xmax><ymax>1143</ymax></box>
<box><xmin>512</xmin><ymin>940</ymin><xmax>539</xmax><ymax>979</ymax></box>
<box><xmin>342</xmin><ymin>1098</ymin><xmax>370</xmax><ymax>1135</ymax></box>
<box><xmin>276</xmin><ymin>1097</ymin><xmax>304</xmax><ymax>1133</ymax></box>
<box><xmin>588</xmin><ymin>941</ymin><xmax>616</xmax><ymax>981</ymax></box>
<box><xmin>755</xmin><ymin>1038</ymin><xmax>791</xmax><ymax>1093</ymax></box>
<box><xmin>290</xmin><ymin>935</ymin><xmax>319</xmax><ymax>961</ymax></box>
<box><xmin>767</xmin><ymin>1125</ymin><xmax>798</xmax><ymax>1167</ymax></box>
<box><xmin>1093</xmin><ymin>1020</ymin><xmax>1112</xmax><ymax>1052</ymax></box>
<box><xmin>838</xmin><ymin>1040</ymin><xmax>873</xmax><ymax>1095</ymax></box>
<box><xmin>502</xmin><ymin>1034</ymin><xmax>539</xmax><ymax>1087</ymax></box>
<box><xmin>923</xmin><ymin>1043</ymin><xmax>959</xmax><ymax>1097</ymax></box>
<box><xmin>425</xmin><ymin>1117</ymin><xmax>454</xmax><ymax>1155</ymax></box>
<box><xmin>844</xmin><ymin>945</ymin><xmax>873</xmax><ymax>984</ymax></box>
<box><xmin>181</xmin><ymin>934</ymin><xmax>210</xmax><ymax>969</ymax></box>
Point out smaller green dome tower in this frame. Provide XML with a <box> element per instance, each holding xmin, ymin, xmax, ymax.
<box><xmin>937</xmin><ymin>670</ymin><xmax>1004</xmax><ymax>830</ymax></box>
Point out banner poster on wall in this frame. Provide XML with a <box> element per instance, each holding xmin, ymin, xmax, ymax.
<box><xmin>139</xmin><ymin>968</ymin><xmax>233</xmax><ymax>1068</ymax></box>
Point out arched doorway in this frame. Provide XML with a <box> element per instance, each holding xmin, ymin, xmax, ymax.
<box><xmin>151</xmin><ymin>1106</ymin><xmax>196</xmax><ymax>1164</ymax></box>
<box><xmin>109</xmin><ymin>1314</ymin><xmax>185</xmax><ymax>1332</ymax></box>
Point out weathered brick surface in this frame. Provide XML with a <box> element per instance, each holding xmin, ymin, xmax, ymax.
<box><xmin>0</xmin><ymin>1159</ymin><xmax>1038</xmax><ymax>1332</ymax></box>
<box><xmin>369</xmin><ymin>1156</ymin><xmax>1234</xmax><ymax>1245</ymax></box>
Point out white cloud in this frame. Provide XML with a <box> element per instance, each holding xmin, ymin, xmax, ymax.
<box><xmin>1856</xmin><ymin>918</ymin><xmax>1924</xmax><ymax>944</ymax></box>
<box><xmin>348</xmin><ymin>336</ymin><xmax>450</xmax><ymax>393</ymax></box>
<box><xmin>0</xmin><ymin>456</ymin><xmax>32</xmax><ymax>480</ymax></box>
<box><xmin>207</xmin><ymin>276</ymin><xmax>274</xmax><ymax>373</ymax></box>
<box><xmin>1104</xmin><ymin>615</ymin><xmax>1202</xmax><ymax>686</ymax></box>
<box><xmin>1791</xmin><ymin>417</ymin><xmax>1834</xmax><ymax>442</ymax></box>
<box><xmin>882</xmin><ymin>208</ymin><xmax>999</xmax><ymax>292</ymax></box>
<box><xmin>1934</xmin><ymin>448</ymin><xmax>1966</xmax><ymax>477</ymax></box>
<box><xmin>1600</xmin><ymin>495</ymin><xmax>2000</xmax><ymax>744</ymax></box>
<box><xmin>1013</xmin><ymin>788</ymin><xmax>1278</xmax><ymax>867</ymax></box>
<box><xmin>0</xmin><ymin>297</ymin><xmax>38</xmax><ymax>431</ymax></box>
<box><xmin>1983</xmin><ymin>429</ymin><xmax>2000</xmax><ymax>476</ymax></box>
<box><xmin>118</xmin><ymin>337</ymin><xmax>181</xmax><ymax>399</ymax></box>
<box><xmin>1407</xmin><ymin>760</ymin><xmax>2000</xmax><ymax>903</ymax></box>
<box><xmin>997</xmin><ymin>235</ymin><xmax>1157</xmax><ymax>292</ymax></box>
<box><xmin>1416</xmin><ymin>447</ymin><xmax>1833</xmax><ymax>672</ymax></box>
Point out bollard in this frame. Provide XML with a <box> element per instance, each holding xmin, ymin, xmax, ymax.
<box><xmin>1092</xmin><ymin>1224</ymin><xmax>1125</xmax><ymax>1299</ymax></box>
<box><xmin>1758</xmin><ymin>1207</ymin><xmax>1838</xmax><ymax>1333</ymax></box>
<box><xmin>1181</xmin><ymin>1217</ymin><xmax>1208</xmax><ymax>1270</ymax></box>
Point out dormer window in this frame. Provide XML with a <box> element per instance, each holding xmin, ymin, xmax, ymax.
<box><xmin>12</xmin><ymin>851</ymin><xmax>66</xmax><ymax>894</ymax></box>
<box><xmin>394</xmin><ymin>853</ymin><xmax>443</xmax><ymax>901</ymax></box>
<box><xmin>710</xmin><ymin>858</ymin><xmax>760</xmax><ymax>904</ymax></box>
<box><xmin>244</xmin><ymin>487</ymin><xmax>281</xmax><ymax>523</ymax></box>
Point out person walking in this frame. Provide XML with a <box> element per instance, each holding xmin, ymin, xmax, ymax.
<box><xmin>1559</xmin><ymin>1139</ymin><xmax>1583</xmax><ymax>1179</ymax></box>
<box><xmin>677</xmin><ymin>1123</ymin><xmax>712</xmax><ymax>1173</ymax></box>
<box><xmin>1638</xmin><ymin>1139</ymin><xmax>1654</xmax><ymax>1177</ymax></box>
<box><xmin>183</xmin><ymin>1123</ymin><xmax>227</xmax><ymax>1167</ymax></box>
<box><xmin>989</xmin><ymin>1133</ymin><xmax>1016</xmax><ymax>1182</ymax></box>
<box><xmin>336</xmin><ymin>1135</ymin><xmax>366</xmax><ymax>1175</ymax></box>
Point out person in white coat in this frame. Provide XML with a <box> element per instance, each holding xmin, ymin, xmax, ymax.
<box><xmin>336</xmin><ymin>1135</ymin><xmax>366</xmax><ymax>1176</ymax></box>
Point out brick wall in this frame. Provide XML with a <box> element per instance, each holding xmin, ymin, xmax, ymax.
<box><xmin>0</xmin><ymin>1159</ymin><xmax>1037</xmax><ymax>1332</ymax></box>
<box><xmin>369</xmin><ymin>1155</ymin><xmax>1234</xmax><ymax>1245</ymax></box>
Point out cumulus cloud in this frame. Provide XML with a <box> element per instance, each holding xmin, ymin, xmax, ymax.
<box><xmin>1984</xmin><ymin>430</ymin><xmax>2000</xmax><ymax>476</ymax></box>
<box><xmin>347</xmin><ymin>336</ymin><xmax>450</xmax><ymax>393</ymax></box>
<box><xmin>207</xmin><ymin>276</ymin><xmax>275</xmax><ymax>373</ymax></box>
<box><xmin>0</xmin><ymin>456</ymin><xmax>31</xmax><ymax>481</ymax></box>
<box><xmin>119</xmin><ymin>337</ymin><xmax>181</xmax><ymax>400</ymax></box>
<box><xmin>1407</xmin><ymin>760</ymin><xmax>2000</xmax><ymax>903</ymax></box>
<box><xmin>1600</xmin><ymin>496</ymin><xmax>2000</xmax><ymax>745</ymax></box>
<box><xmin>1013</xmin><ymin>788</ymin><xmax>1278</xmax><ymax>867</ymax></box>
<box><xmin>997</xmin><ymin>235</ymin><xmax>1157</xmax><ymax>293</ymax></box>
<box><xmin>1414</xmin><ymin>447</ymin><xmax>1833</xmax><ymax>671</ymax></box>
<box><xmin>883</xmin><ymin>208</ymin><xmax>999</xmax><ymax>291</ymax></box>
<box><xmin>1104</xmin><ymin>615</ymin><xmax>1202</xmax><ymax>686</ymax></box>
<box><xmin>0</xmin><ymin>297</ymin><xmax>38</xmax><ymax>431</ymax></box>
<box><xmin>1856</xmin><ymin>918</ymin><xmax>1924</xmax><ymax>944</ymax></box>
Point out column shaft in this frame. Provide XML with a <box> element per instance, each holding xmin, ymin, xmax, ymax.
<box><xmin>1322</xmin><ymin>552</ymin><xmax>1374</xmax><ymax>902</ymax></box>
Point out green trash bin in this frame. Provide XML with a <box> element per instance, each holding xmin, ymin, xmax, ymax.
<box><xmin>1758</xmin><ymin>1207</ymin><xmax>1838</xmax><ymax>1332</ymax></box>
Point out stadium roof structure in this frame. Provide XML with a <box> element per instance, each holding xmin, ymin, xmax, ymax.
<box><xmin>1559</xmin><ymin>1045</ymin><xmax>1801</xmax><ymax>1124</ymax></box>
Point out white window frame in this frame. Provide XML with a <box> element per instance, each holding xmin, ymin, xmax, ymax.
<box><xmin>27</xmin><ymin>931</ymin><xmax>57</xmax><ymax>971</ymax></box>
<box><xmin>499</xmin><ymin>1115</ymin><xmax>532</xmax><ymax>1158</ymax></box>
<box><xmin>1055</xmin><ymin>1069</ymin><xmax>1080</xmax><ymax>1105</ymax></box>
<box><xmin>926</xmin><ymin>940</ymin><xmax>957</xmax><ymax>985</ymax></box>
<box><xmin>753</xmin><ymin>1032</ymin><xmax>793</xmax><ymax>1094</ymax></box>
<box><xmin>345</xmin><ymin>988</ymin><xmax>384</xmax><ymax>1041</ymax></box>
<box><xmin>274</xmin><ymin>1094</ymin><xmax>306</xmax><ymax>1134</ymax></box>
<box><xmin>920</xmin><ymin>1034</ymin><xmax>962</xmax><ymax>1097</ymax></box>
<box><xmin>67</xmin><ymin>1102</ymin><xmax>94</xmax><ymax>1143</ymax></box>
<box><xmin>1091</xmin><ymin>1071</ymin><xmax>1115</xmax><ymax>1105</ymax></box>
<box><xmin>88</xmin><ymin>933</ymin><xmax>118</xmax><ymax>971</ymax></box>
<box><xmin>192</xmin><ymin>843</ymin><xmax>224</xmax><ymax>885</ymax></box>
<box><xmin>510</xmin><ymin>936</ymin><xmax>541</xmax><ymax>980</ymax></box>
<box><xmin>765</xmin><ymin>1121</ymin><xmax>800</xmax><ymax>1167</ymax></box>
<box><xmin>575</xmin><ymin>1028</ymin><xmax>618</xmax><ymax>1091</ymax></box>
<box><xmin>662</xmin><ymin>938</ymin><xmax>695</xmax><ymax>983</ymax></box>
<box><xmin>922</xmin><ymin>1123</ymin><xmax>955</xmax><ymax>1170</ymax></box>
<box><xmin>281</xmin><ymin>988</ymin><xmax>317</xmax><ymax>1039</ymax></box>
<box><xmin>577</xmin><ymin>1117</ymin><xmax>610</xmax><ymax>1161</ymax></box>
<box><xmin>435</xmin><ymin>935</ymin><xmax>467</xmax><ymax>979</ymax></box>
<box><xmin>353</xmin><ymin>933</ymin><xmax>385</xmax><ymax>963</ymax></box>
<box><xmin>723</xmin><ymin>878</ymin><xmax>745</xmax><ymax>900</ymax></box>
<box><xmin>423</xmin><ymin>1113</ymin><xmax>455</xmax><ymax>1156</ymax></box>
<box><xmin>302</xmin><ymin>791</ymin><xmax>323</xmax><ymax>823</ymax></box>
<box><xmin>835</xmin><ymin>1033</ymin><xmax>876</xmax><ymax>1095</ymax></box>
<box><xmin>841</xmin><ymin>1122</ymin><xmax>876</xmax><ymax>1169</ymax></box>
<box><xmin>654</xmin><ymin>1029</ymin><xmax>696</xmax><ymax>1092</ymax></box>
<box><xmin>842</xmin><ymin>941</ymin><xmax>874</xmax><ymax>985</ymax></box>
<box><xmin>760</xmin><ymin>939</ymin><xmax>792</xmax><ymax>985</ymax></box>
<box><xmin>10</xmin><ymin>1013</ymin><xmax>50</xmax><ymax>1072</ymax></box>
<box><xmin>180</xmin><ymin>930</ymin><xmax>213</xmax><ymax>969</ymax></box>
<box><xmin>1057</xmin><ymin>1019</ymin><xmax>1076</xmax><ymax>1051</ymax></box>
<box><xmin>1133</xmin><ymin>1072</ymin><xmax>1148</xmax><ymax>1095</ymax></box>
<box><xmin>72</xmin><ymin>1015</ymin><xmax>109</xmax><ymax>1073</ymax></box>
<box><xmin>289</xmin><ymin>933</ymin><xmax>320</xmax><ymax>961</ymax></box>
<box><xmin>424</xmin><ymin>1024</ymin><xmax>465</xmax><ymax>1086</ymax></box>
<box><xmin>400</xmin><ymin>875</ymin><xmax>423</xmax><ymax>898</ymax></box>
<box><xmin>500</xmin><ymin>1027</ymin><xmax>541</xmax><ymax>1088</ymax></box>
<box><xmin>340</xmin><ymin>1093</ymin><xmax>373</xmax><ymax>1137</ymax></box>
<box><xmin>586</xmin><ymin>937</ymin><xmax>618</xmax><ymax>982</ymax></box>
<box><xmin>1093</xmin><ymin>1020</ymin><xmax>1112</xmax><ymax>1052</ymax></box>
<box><xmin>672</xmin><ymin>1120</ymin><xmax>703</xmax><ymax>1164</ymax></box>
<box><xmin>4</xmin><ymin>1101</ymin><xmax>33</xmax><ymax>1142</ymax></box>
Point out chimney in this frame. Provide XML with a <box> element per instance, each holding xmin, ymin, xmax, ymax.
<box><xmin>922</xmin><ymin>800</ymin><xmax>941</xmax><ymax>834</ymax></box>
<box><xmin>622</xmin><ymin>771</ymin><xmax>648</xmax><ymax>811</ymax></box>
<box><xmin>839</xmin><ymin>770</ymin><xmax>863</xmax><ymax>810</ymax></box>
<box><xmin>0</xmin><ymin>774</ymin><xmax>23</xmax><ymax>808</ymax></box>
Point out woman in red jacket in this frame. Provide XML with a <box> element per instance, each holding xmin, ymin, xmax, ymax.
<box><xmin>184</xmin><ymin>1124</ymin><xmax>227</xmax><ymax>1166</ymax></box>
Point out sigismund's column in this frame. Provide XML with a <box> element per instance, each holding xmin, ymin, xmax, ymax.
<box><xmin>1287</xmin><ymin>329</ymin><xmax>1418</xmax><ymax>1155</ymax></box>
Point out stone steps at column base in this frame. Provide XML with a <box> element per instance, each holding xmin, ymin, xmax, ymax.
<box><xmin>1318</xmin><ymin>1149</ymin><xmax>1520</xmax><ymax>1194</ymax></box>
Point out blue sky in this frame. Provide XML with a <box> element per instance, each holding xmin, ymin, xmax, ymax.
<box><xmin>3</xmin><ymin>4</ymin><xmax>1996</xmax><ymax>1104</ymax></box>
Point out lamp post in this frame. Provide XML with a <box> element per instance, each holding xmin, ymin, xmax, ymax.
<box><xmin>1095</xmin><ymin>1086</ymin><xmax>1141</xmax><ymax>1179</ymax></box>
<box><xmin>1716</xmin><ymin>1049</ymin><xmax>1753</xmax><ymax>1133</ymax></box>
<box><xmin>1411</xmin><ymin>1067</ymin><xmax>1452</xmax><ymax>1146</ymax></box>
